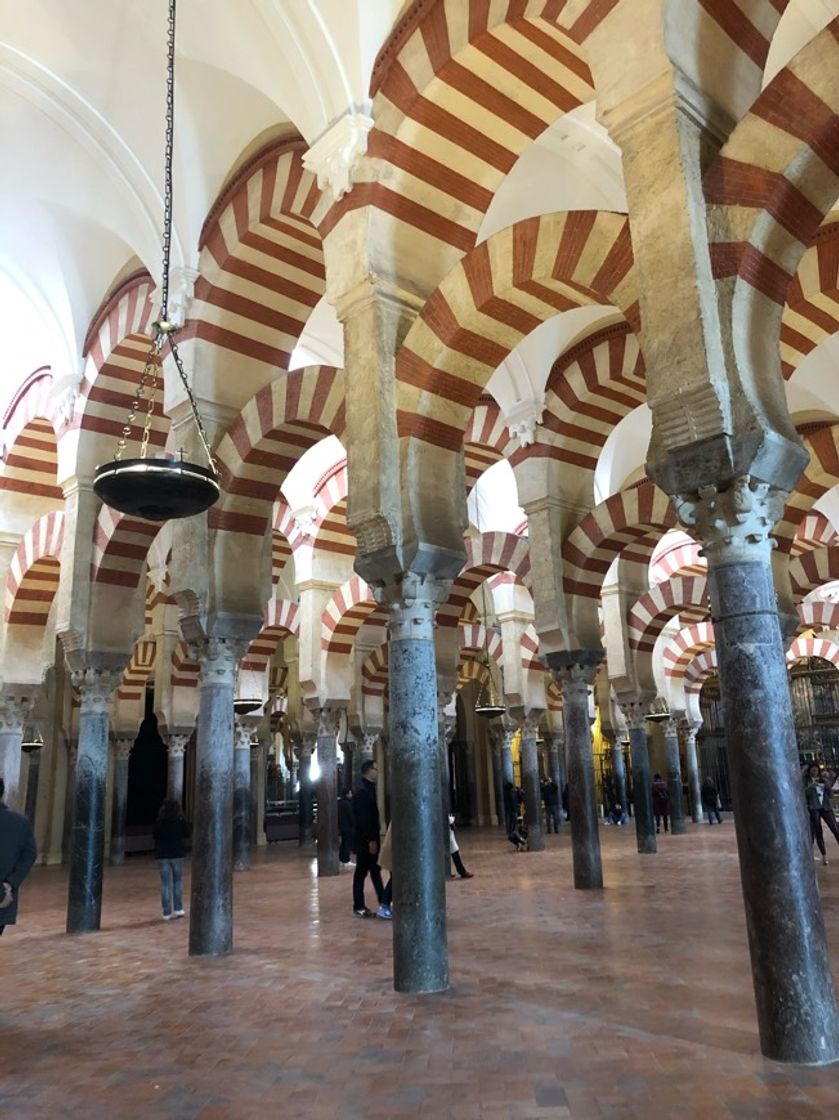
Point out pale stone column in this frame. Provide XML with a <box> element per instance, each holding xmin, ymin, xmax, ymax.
<box><xmin>233</xmin><ymin>719</ymin><xmax>252</xmax><ymax>872</ymax></box>
<box><xmin>315</xmin><ymin>707</ymin><xmax>342</xmax><ymax>877</ymax></box>
<box><xmin>489</xmin><ymin>729</ymin><xmax>505</xmax><ymax>827</ymax></box>
<box><xmin>674</xmin><ymin>478</ymin><xmax>839</xmax><ymax>1063</ymax></box>
<box><xmin>0</xmin><ymin>693</ymin><xmax>34</xmax><ymax>811</ymax></box>
<box><xmin>683</xmin><ymin>720</ymin><xmax>704</xmax><ymax>823</ymax></box>
<box><xmin>549</xmin><ymin>655</ymin><xmax>603</xmax><ymax>890</ymax></box>
<box><xmin>67</xmin><ymin>667</ymin><xmax>121</xmax><ymax>933</ymax></box>
<box><xmin>109</xmin><ymin>736</ymin><xmax>133</xmax><ymax>866</ymax></box>
<box><xmin>516</xmin><ymin>713</ymin><xmax>544</xmax><ymax>852</ymax></box>
<box><xmin>188</xmin><ymin>637</ymin><xmax>245</xmax><ymax>957</ymax></box>
<box><xmin>619</xmin><ymin>700</ymin><xmax>656</xmax><ymax>855</ymax></box>
<box><xmin>297</xmin><ymin>734</ymin><xmax>316</xmax><ymax>845</ymax></box>
<box><xmin>663</xmin><ymin>717</ymin><xmax>687</xmax><ymax>834</ymax></box>
<box><xmin>166</xmin><ymin>732</ymin><xmax>190</xmax><ymax>804</ymax></box>
<box><xmin>23</xmin><ymin>739</ymin><xmax>44</xmax><ymax>825</ymax></box>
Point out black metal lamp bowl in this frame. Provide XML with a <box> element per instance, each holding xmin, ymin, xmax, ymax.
<box><xmin>93</xmin><ymin>454</ymin><xmax>220</xmax><ymax>522</ymax></box>
<box><xmin>233</xmin><ymin>698</ymin><xmax>263</xmax><ymax>717</ymax></box>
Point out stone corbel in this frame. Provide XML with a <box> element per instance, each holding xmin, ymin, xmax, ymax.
<box><xmin>303</xmin><ymin>108</ymin><xmax>374</xmax><ymax>202</ymax></box>
<box><xmin>504</xmin><ymin>397</ymin><xmax>545</xmax><ymax>448</ymax></box>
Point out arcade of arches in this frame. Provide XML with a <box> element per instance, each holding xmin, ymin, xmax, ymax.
<box><xmin>5</xmin><ymin>0</ymin><xmax>839</xmax><ymax>1104</ymax></box>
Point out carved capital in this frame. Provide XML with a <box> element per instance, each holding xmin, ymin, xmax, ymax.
<box><xmin>673</xmin><ymin>475</ymin><xmax>788</xmax><ymax>565</ymax></box>
<box><xmin>72</xmin><ymin>668</ymin><xmax>121</xmax><ymax>714</ymax></box>
<box><xmin>515</xmin><ymin>711</ymin><xmax>543</xmax><ymax>738</ymax></box>
<box><xmin>190</xmin><ymin>637</ymin><xmax>248</xmax><ymax>687</ymax></box>
<box><xmin>234</xmin><ymin>718</ymin><xmax>253</xmax><ymax>752</ymax></box>
<box><xmin>303</xmin><ymin>109</ymin><xmax>374</xmax><ymax>201</ymax></box>
<box><xmin>317</xmin><ymin>707</ymin><xmax>342</xmax><ymax>740</ymax></box>
<box><xmin>361</xmin><ymin>732</ymin><xmax>377</xmax><ymax>757</ymax></box>
<box><xmin>548</xmin><ymin>652</ymin><xmax>601</xmax><ymax>702</ymax></box>
<box><xmin>663</xmin><ymin>717</ymin><xmax>681</xmax><ymax>738</ymax></box>
<box><xmin>0</xmin><ymin>693</ymin><xmax>34</xmax><ymax>734</ymax></box>
<box><xmin>618</xmin><ymin>699</ymin><xmax>651</xmax><ymax>731</ymax></box>
<box><xmin>375</xmin><ymin>573</ymin><xmax>453</xmax><ymax>642</ymax></box>
<box><xmin>167</xmin><ymin>733</ymin><xmax>189</xmax><ymax>758</ymax></box>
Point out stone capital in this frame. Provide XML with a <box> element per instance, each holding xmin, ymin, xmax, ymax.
<box><xmin>511</xmin><ymin>708</ymin><xmax>543</xmax><ymax>737</ymax></box>
<box><xmin>234</xmin><ymin>718</ymin><xmax>253</xmax><ymax>752</ymax></box>
<box><xmin>672</xmin><ymin>476</ymin><xmax>788</xmax><ymax>566</ymax></box>
<box><xmin>617</xmin><ymin>697</ymin><xmax>652</xmax><ymax>731</ymax></box>
<box><xmin>0</xmin><ymin>692</ymin><xmax>34</xmax><ymax>734</ymax></box>
<box><xmin>316</xmin><ymin>707</ymin><xmax>343</xmax><ymax>740</ymax></box>
<box><xmin>663</xmin><ymin>717</ymin><xmax>681</xmax><ymax>738</ymax></box>
<box><xmin>190</xmin><ymin>637</ymin><xmax>248</xmax><ymax>687</ymax></box>
<box><xmin>546</xmin><ymin>651</ymin><xmax>602</xmax><ymax>699</ymax></box>
<box><xmin>375</xmin><ymin>573</ymin><xmax>454</xmax><ymax>642</ymax></box>
<box><xmin>71</xmin><ymin>667</ymin><xmax>122</xmax><ymax>714</ymax></box>
<box><xmin>361</xmin><ymin>732</ymin><xmax>377</xmax><ymax>756</ymax></box>
<box><xmin>503</xmin><ymin>397</ymin><xmax>545</xmax><ymax>448</ymax></box>
<box><xmin>167</xmin><ymin>733</ymin><xmax>190</xmax><ymax>758</ymax></box>
<box><xmin>112</xmin><ymin>737</ymin><xmax>133</xmax><ymax>762</ymax></box>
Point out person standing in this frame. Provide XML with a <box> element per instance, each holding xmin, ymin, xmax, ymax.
<box><xmin>448</xmin><ymin>815</ymin><xmax>473</xmax><ymax>878</ymax></box>
<box><xmin>542</xmin><ymin>778</ymin><xmax>560</xmax><ymax>834</ymax></box>
<box><xmin>153</xmin><ymin>798</ymin><xmax>191</xmax><ymax>921</ymax></box>
<box><xmin>502</xmin><ymin>780</ymin><xmax>526</xmax><ymax>851</ymax></box>
<box><xmin>0</xmin><ymin>777</ymin><xmax>38</xmax><ymax>937</ymax></box>
<box><xmin>652</xmin><ymin>773</ymin><xmax>670</xmax><ymax>834</ymax></box>
<box><xmin>351</xmin><ymin>760</ymin><xmax>385</xmax><ymax>917</ymax></box>
<box><xmin>701</xmin><ymin>776</ymin><xmax>723</xmax><ymax>824</ymax></box>
<box><xmin>337</xmin><ymin>788</ymin><xmax>355</xmax><ymax>869</ymax></box>
<box><xmin>805</xmin><ymin>764</ymin><xmax>839</xmax><ymax>866</ymax></box>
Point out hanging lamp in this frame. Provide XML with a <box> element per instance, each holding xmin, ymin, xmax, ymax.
<box><xmin>20</xmin><ymin>729</ymin><xmax>45</xmax><ymax>754</ymax></box>
<box><xmin>93</xmin><ymin>0</ymin><xmax>219</xmax><ymax>521</ymax></box>
<box><xmin>472</xmin><ymin>491</ymin><xmax>505</xmax><ymax>719</ymax></box>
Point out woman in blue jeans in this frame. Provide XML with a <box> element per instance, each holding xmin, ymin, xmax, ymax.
<box><xmin>153</xmin><ymin>799</ymin><xmax>191</xmax><ymax>920</ymax></box>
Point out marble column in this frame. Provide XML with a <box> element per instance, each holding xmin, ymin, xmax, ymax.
<box><xmin>518</xmin><ymin>714</ymin><xmax>544</xmax><ymax>852</ymax></box>
<box><xmin>663</xmin><ymin>717</ymin><xmax>687</xmax><ymax>835</ymax></box>
<box><xmin>189</xmin><ymin>637</ymin><xmax>243</xmax><ymax>958</ymax></box>
<box><xmin>610</xmin><ymin>734</ymin><xmax>628</xmax><ymax>814</ymax></box>
<box><xmin>683</xmin><ymin>721</ymin><xmax>704</xmax><ymax>823</ymax></box>
<box><xmin>0</xmin><ymin>693</ymin><xmax>33</xmax><ymax>811</ymax></box>
<box><xmin>500</xmin><ymin>726</ymin><xmax>515</xmax><ymax>786</ymax></box>
<box><xmin>109</xmin><ymin>736</ymin><xmax>133</xmax><ymax>866</ymax></box>
<box><xmin>67</xmin><ymin>667</ymin><xmax>121</xmax><ymax>934</ymax></box>
<box><xmin>676</xmin><ymin>478</ymin><xmax>839</xmax><ymax>1063</ymax></box>
<box><xmin>620</xmin><ymin>700</ymin><xmax>656</xmax><ymax>854</ymax></box>
<box><xmin>546</xmin><ymin>734</ymin><xmax>564</xmax><ymax>823</ymax></box>
<box><xmin>23</xmin><ymin>741</ymin><xmax>43</xmax><ymax>825</ymax></box>
<box><xmin>233</xmin><ymin>719</ymin><xmax>252</xmax><ymax>872</ymax></box>
<box><xmin>385</xmin><ymin>575</ymin><xmax>449</xmax><ymax>994</ymax></box>
<box><xmin>249</xmin><ymin>741</ymin><xmax>262</xmax><ymax>846</ymax></box>
<box><xmin>62</xmin><ymin>739</ymin><xmax>78</xmax><ymax>863</ymax></box>
<box><xmin>490</xmin><ymin>732</ymin><xmax>505</xmax><ymax>826</ymax></box>
<box><xmin>166</xmin><ymin>732</ymin><xmax>190</xmax><ymax>804</ymax></box>
<box><xmin>550</xmin><ymin>656</ymin><xmax>603</xmax><ymax>890</ymax></box>
<box><xmin>316</xmin><ymin>707</ymin><xmax>341</xmax><ymax>877</ymax></box>
<box><xmin>297</xmin><ymin>735</ymin><xmax>315</xmax><ymax>845</ymax></box>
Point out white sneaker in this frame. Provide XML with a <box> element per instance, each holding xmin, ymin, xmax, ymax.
<box><xmin>162</xmin><ymin>914</ymin><xmax>172</xmax><ymax>921</ymax></box>
<box><xmin>340</xmin><ymin>861</ymin><xmax>356</xmax><ymax>869</ymax></box>
<box><xmin>173</xmin><ymin>910</ymin><xmax>186</xmax><ymax>918</ymax></box>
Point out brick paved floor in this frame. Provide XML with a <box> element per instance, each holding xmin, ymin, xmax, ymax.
<box><xmin>3</xmin><ymin>823</ymin><xmax>839</xmax><ymax>1119</ymax></box>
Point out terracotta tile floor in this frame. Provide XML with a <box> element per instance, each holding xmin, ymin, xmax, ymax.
<box><xmin>4</xmin><ymin>823</ymin><xmax>839</xmax><ymax>1119</ymax></box>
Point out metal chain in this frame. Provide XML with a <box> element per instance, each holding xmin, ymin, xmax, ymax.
<box><xmin>116</xmin><ymin>340</ymin><xmax>163</xmax><ymax>461</ymax></box>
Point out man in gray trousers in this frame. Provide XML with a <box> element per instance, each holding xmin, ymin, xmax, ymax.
<box><xmin>0</xmin><ymin>777</ymin><xmax>37</xmax><ymax>936</ymax></box>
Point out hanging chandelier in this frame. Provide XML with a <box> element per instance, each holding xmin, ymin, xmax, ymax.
<box><xmin>93</xmin><ymin>0</ymin><xmax>219</xmax><ymax>522</ymax></box>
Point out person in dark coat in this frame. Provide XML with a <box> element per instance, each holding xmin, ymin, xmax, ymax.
<box><xmin>541</xmin><ymin>778</ymin><xmax>560</xmax><ymax>834</ymax></box>
<box><xmin>351</xmin><ymin>760</ymin><xmax>385</xmax><ymax>916</ymax></box>
<box><xmin>700</xmin><ymin>776</ymin><xmax>723</xmax><ymax>824</ymax></box>
<box><xmin>337</xmin><ymin>788</ymin><xmax>355</xmax><ymax>868</ymax></box>
<box><xmin>805</xmin><ymin>764</ymin><xmax>839</xmax><ymax>866</ymax></box>
<box><xmin>0</xmin><ymin>777</ymin><xmax>38</xmax><ymax>935</ymax></box>
<box><xmin>153</xmin><ymin>799</ymin><xmax>191</xmax><ymax>920</ymax></box>
<box><xmin>607</xmin><ymin>802</ymin><xmax>627</xmax><ymax>826</ymax></box>
<box><xmin>652</xmin><ymin>774</ymin><xmax>669</xmax><ymax>834</ymax></box>
<box><xmin>503</xmin><ymin>780</ymin><xmax>526</xmax><ymax>851</ymax></box>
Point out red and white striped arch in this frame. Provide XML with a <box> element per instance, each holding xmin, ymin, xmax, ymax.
<box><xmin>171</xmin><ymin>641</ymin><xmax>199</xmax><ymax>690</ymax></box>
<box><xmin>787</xmin><ymin>635</ymin><xmax>839</xmax><ymax>669</ymax></box>
<box><xmin>775</xmin><ymin>423</ymin><xmax>839</xmax><ymax>551</ymax></box>
<box><xmin>240</xmin><ymin>598</ymin><xmax>300</xmax><ymax>673</ymax></box>
<box><xmin>663</xmin><ymin>621</ymin><xmax>716</xmax><ymax>680</ymax></box>
<box><xmin>562</xmin><ymin>480</ymin><xmax>677</xmax><ymax>600</ymax></box>
<box><xmin>5</xmin><ymin>511</ymin><xmax>64</xmax><ymax>626</ymax></box>
<box><xmin>464</xmin><ymin>397</ymin><xmax>514</xmax><ymax>491</ymax></box>
<box><xmin>797</xmin><ymin>599</ymin><xmax>839</xmax><ymax>636</ymax></box>
<box><xmin>212</xmin><ymin>365</ymin><xmax>345</xmax><ymax>535</ymax></box>
<box><xmin>117</xmin><ymin>639</ymin><xmax>157</xmax><ymax>703</ymax></box>
<box><xmin>792</xmin><ymin>510</ymin><xmax>837</xmax><ymax>556</ymax></box>
<box><xmin>272</xmin><ymin>501</ymin><xmax>298</xmax><ymax>584</ymax></box>
<box><xmin>90</xmin><ymin>507</ymin><xmax>164</xmax><ymax>589</ymax></box>
<box><xmin>526</xmin><ymin>323</ymin><xmax>645</xmax><ymax>473</ymax></box>
<box><xmin>458</xmin><ymin>624</ymin><xmax>503</xmax><ymax>667</ymax></box>
<box><xmin>790</xmin><ymin>545</ymin><xmax>839</xmax><ymax>600</ymax></box>
<box><xmin>0</xmin><ymin>370</ymin><xmax>62</xmax><ymax>501</ymax></box>
<box><xmin>649</xmin><ymin>529</ymin><xmax>705</xmax><ymax>585</ymax></box>
<box><xmin>311</xmin><ymin>463</ymin><xmax>356</xmax><ymax>559</ymax></box>
<box><xmin>684</xmin><ymin>649</ymin><xmax>718</xmax><ymax>698</ymax></box>
<box><xmin>627</xmin><ymin>575</ymin><xmax>710</xmax><ymax>654</ymax></box>
<box><xmin>362</xmin><ymin>643</ymin><xmax>389</xmax><ymax>698</ymax></box>
<box><xmin>781</xmin><ymin>219</ymin><xmax>839</xmax><ymax>380</ymax></box>
<box><xmin>438</xmin><ymin>531</ymin><xmax>531</xmax><ymax>627</ymax></box>
<box><xmin>321</xmin><ymin>576</ymin><xmax>387</xmax><ymax>655</ymax></box>
<box><xmin>192</xmin><ymin>138</ymin><xmax>328</xmax><ymax>374</ymax></box>
<box><xmin>395</xmin><ymin>211</ymin><xmax>638</xmax><ymax>451</ymax></box>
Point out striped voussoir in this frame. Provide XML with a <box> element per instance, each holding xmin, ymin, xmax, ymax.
<box><xmin>546</xmin><ymin>677</ymin><xmax>562</xmax><ymax>711</ymax></box>
<box><xmin>90</xmin><ymin>506</ymin><xmax>163</xmax><ymax>589</ymax></box>
<box><xmin>520</xmin><ymin>624</ymin><xmax>543</xmax><ymax>674</ymax></box>
<box><xmin>519</xmin><ymin>322</ymin><xmax>645</xmax><ymax>473</ymax></box>
<box><xmin>789</xmin><ymin>544</ymin><xmax>839</xmax><ymax>599</ymax></box>
<box><xmin>211</xmin><ymin>365</ymin><xmax>345</xmax><ymax>534</ymax></box>
<box><xmin>144</xmin><ymin>579</ymin><xmax>172</xmax><ymax>629</ymax></box>
<box><xmin>649</xmin><ymin>530</ymin><xmax>706</xmax><ymax>585</ymax></box>
<box><xmin>775</xmin><ymin>422</ymin><xmax>839</xmax><ymax>551</ymax></box>
<box><xmin>458</xmin><ymin>623</ymin><xmax>503</xmax><ymax>668</ymax></box>
<box><xmin>117</xmin><ymin>639</ymin><xmax>157</xmax><ymax>703</ymax></box>
<box><xmin>5</xmin><ymin>510</ymin><xmax>64</xmax><ymax>625</ymax></box>
<box><xmin>437</xmin><ymin>531</ymin><xmax>531</xmax><ymax>627</ymax></box>
<box><xmin>464</xmin><ymin>398</ymin><xmax>514</xmax><ymax>489</ymax></box>
<box><xmin>696</xmin><ymin>0</ymin><xmax>791</xmax><ymax>73</ymax></box>
<box><xmin>684</xmin><ymin>648</ymin><xmax>718</xmax><ymax>697</ymax></box>
<box><xmin>395</xmin><ymin>210</ymin><xmax>638</xmax><ymax>450</ymax></box>
<box><xmin>663</xmin><ymin>621</ymin><xmax>716</xmax><ymax>680</ymax></box>
<box><xmin>0</xmin><ymin>370</ymin><xmax>62</xmax><ymax>501</ymax></box>
<box><xmin>781</xmin><ymin>217</ymin><xmax>839</xmax><ymax>380</ymax></box>
<box><xmin>705</xmin><ymin>20</ymin><xmax>839</xmax><ymax>308</ymax></box>
<box><xmin>272</xmin><ymin>501</ymin><xmax>298</xmax><ymax>585</ymax></box>
<box><xmin>562</xmin><ymin>480</ymin><xmax>677</xmax><ymax>600</ymax></box>
<box><xmin>321</xmin><ymin>576</ymin><xmax>387</xmax><ymax>655</ymax></box>
<box><xmin>361</xmin><ymin>643</ymin><xmax>389</xmax><ymax>698</ymax></box>
<box><xmin>796</xmin><ymin>598</ymin><xmax>839</xmax><ymax>637</ymax></box>
<box><xmin>787</xmin><ymin>635</ymin><xmax>839</xmax><ymax>669</ymax></box>
<box><xmin>171</xmin><ymin>641</ymin><xmax>199</xmax><ymax>690</ymax></box>
<box><xmin>627</xmin><ymin>575</ymin><xmax>710</xmax><ymax>654</ymax></box>
<box><xmin>240</xmin><ymin>598</ymin><xmax>300</xmax><ymax>673</ymax></box>
<box><xmin>193</xmin><ymin>139</ymin><xmax>328</xmax><ymax>374</ymax></box>
<box><xmin>791</xmin><ymin>510</ymin><xmax>838</xmax><ymax>556</ymax></box>
<box><xmin>457</xmin><ymin>657</ymin><xmax>488</xmax><ymax>690</ymax></box>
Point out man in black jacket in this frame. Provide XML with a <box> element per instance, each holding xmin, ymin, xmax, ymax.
<box><xmin>0</xmin><ymin>777</ymin><xmax>38</xmax><ymax>936</ymax></box>
<box><xmin>351</xmin><ymin>760</ymin><xmax>385</xmax><ymax>916</ymax></box>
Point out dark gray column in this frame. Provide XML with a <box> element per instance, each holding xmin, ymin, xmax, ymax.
<box><xmin>549</xmin><ymin>655</ymin><xmax>603</xmax><ymax>890</ymax></box>
<box><xmin>385</xmin><ymin>575</ymin><xmax>449</xmax><ymax>994</ymax></box>
<box><xmin>684</xmin><ymin>720</ymin><xmax>704</xmax><ymax>823</ymax></box>
<box><xmin>490</xmin><ymin>734</ymin><xmax>505</xmax><ymax>825</ymax></box>
<box><xmin>166</xmin><ymin>732</ymin><xmax>189</xmax><ymax>803</ymax></box>
<box><xmin>518</xmin><ymin>714</ymin><xmax>544</xmax><ymax>852</ymax></box>
<box><xmin>233</xmin><ymin>719</ymin><xmax>252</xmax><ymax>872</ymax></box>
<box><xmin>297</xmin><ymin>735</ymin><xmax>315</xmax><ymax>845</ymax></box>
<box><xmin>663</xmin><ymin>717</ymin><xmax>687</xmax><ymax>834</ymax></box>
<box><xmin>0</xmin><ymin>693</ymin><xmax>32</xmax><ymax>811</ymax></box>
<box><xmin>62</xmin><ymin>739</ymin><xmax>78</xmax><ymax>862</ymax></box>
<box><xmin>624</xmin><ymin>703</ymin><xmax>656</xmax><ymax>854</ymax></box>
<box><xmin>436</xmin><ymin>700</ymin><xmax>454</xmax><ymax>877</ymax></box>
<box><xmin>67</xmin><ymin>667</ymin><xmax>121</xmax><ymax>934</ymax></box>
<box><xmin>546</xmin><ymin>733</ymin><xmax>564</xmax><ymax>820</ymax></box>
<box><xmin>610</xmin><ymin>733</ymin><xmax>628</xmax><ymax>814</ymax></box>
<box><xmin>316</xmin><ymin>707</ymin><xmax>341</xmax><ymax>877</ymax></box>
<box><xmin>500</xmin><ymin>726</ymin><xmax>515</xmax><ymax>785</ymax></box>
<box><xmin>109</xmin><ymin>736</ymin><xmax>133</xmax><ymax>866</ymax></box>
<box><xmin>189</xmin><ymin>637</ymin><xmax>243</xmax><ymax>958</ymax></box>
<box><xmin>681</xmin><ymin>478</ymin><xmax>839</xmax><ymax>1063</ymax></box>
<box><xmin>249</xmin><ymin>741</ymin><xmax>262</xmax><ymax>846</ymax></box>
<box><xmin>23</xmin><ymin>741</ymin><xmax>43</xmax><ymax>825</ymax></box>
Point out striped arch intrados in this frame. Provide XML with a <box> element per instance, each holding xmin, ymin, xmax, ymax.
<box><xmin>628</xmin><ymin>575</ymin><xmax>710</xmax><ymax>653</ymax></box>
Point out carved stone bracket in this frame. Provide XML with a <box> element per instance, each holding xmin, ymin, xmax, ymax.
<box><xmin>673</xmin><ymin>475</ymin><xmax>789</xmax><ymax>565</ymax></box>
<box><xmin>71</xmin><ymin>668</ymin><xmax>122</xmax><ymax>714</ymax></box>
<box><xmin>302</xmin><ymin>108</ymin><xmax>374</xmax><ymax>201</ymax></box>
